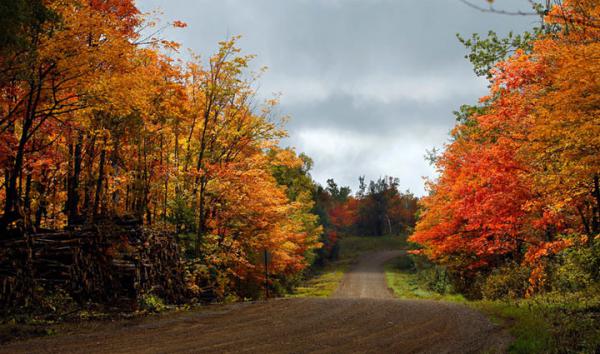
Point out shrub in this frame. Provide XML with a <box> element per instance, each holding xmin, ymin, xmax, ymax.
<box><xmin>138</xmin><ymin>294</ymin><xmax>166</xmax><ymax>313</ymax></box>
<box><xmin>410</xmin><ymin>254</ymin><xmax>455</xmax><ymax>294</ymax></box>
<box><xmin>481</xmin><ymin>262</ymin><xmax>530</xmax><ymax>300</ymax></box>
<box><xmin>527</xmin><ymin>290</ymin><xmax>600</xmax><ymax>353</ymax></box>
<box><xmin>549</xmin><ymin>238</ymin><xmax>600</xmax><ymax>292</ymax></box>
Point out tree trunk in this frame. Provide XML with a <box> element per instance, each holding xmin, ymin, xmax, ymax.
<box><xmin>82</xmin><ymin>134</ymin><xmax>96</xmax><ymax>218</ymax></box>
<box><xmin>92</xmin><ymin>137</ymin><xmax>107</xmax><ymax>222</ymax></box>
<box><xmin>591</xmin><ymin>174</ymin><xmax>600</xmax><ymax>244</ymax></box>
<box><xmin>67</xmin><ymin>133</ymin><xmax>83</xmax><ymax>226</ymax></box>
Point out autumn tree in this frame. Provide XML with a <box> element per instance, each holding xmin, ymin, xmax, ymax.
<box><xmin>0</xmin><ymin>2</ymin><xmax>323</xmax><ymax>301</ymax></box>
<box><xmin>411</xmin><ymin>0</ymin><xmax>599</xmax><ymax>293</ymax></box>
<box><xmin>0</xmin><ymin>0</ymin><xmax>141</xmax><ymax>230</ymax></box>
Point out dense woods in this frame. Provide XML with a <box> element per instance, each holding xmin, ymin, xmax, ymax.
<box><xmin>312</xmin><ymin>177</ymin><xmax>418</xmax><ymax>261</ymax></box>
<box><xmin>0</xmin><ymin>0</ymin><xmax>420</xmax><ymax>313</ymax></box>
<box><xmin>410</xmin><ymin>0</ymin><xmax>599</xmax><ymax>299</ymax></box>
<box><xmin>0</xmin><ymin>0</ymin><xmax>325</xmax><ymax>309</ymax></box>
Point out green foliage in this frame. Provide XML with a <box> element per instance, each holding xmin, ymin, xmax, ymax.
<box><xmin>0</xmin><ymin>0</ymin><xmax>58</xmax><ymax>53</ymax></box>
<box><xmin>385</xmin><ymin>256</ymin><xmax>465</xmax><ymax>302</ymax></box>
<box><xmin>176</xmin><ymin>233</ymin><xmax>199</xmax><ymax>259</ymax></box>
<box><xmin>337</xmin><ymin>235</ymin><xmax>407</xmax><ymax>260</ymax></box>
<box><xmin>271</xmin><ymin>151</ymin><xmax>316</xmax><ymax>202</ymax></box>
<box><xmin>457</xmin><ymin>29</ymin><xmax>540</xmax><ymax>79</ymax></box>
<box><xmin>167</xmin><ymin>196</ymin><xmax>196</xmax><ymax>234</ymax></box>
<box><xmin>481</xmin><ymin>262</ymin><xmax>530</xmax><ymax>300</ymax></box>
<box><xmin>539</xmin><ymin>291</ymin><xmax>600</xmax><ymax>353</ymax></box>
<box><xmin>476</xmin><ymin>290</ymin><xmax>600</xmax><ymax>354</ymax></box>
<box><xmin>549</xmin><ymin>238</ymin><xmax>600</xmax><ymax>292</ymax></box>
<box><xmin>138</xmin><ymin>294</ymin><xmax>166</xmax><ymax>313</ymax></box>
<box><xmin>453</xmin><ymin>104</ymin><xmax>486</xmax><ymax>125</ymax></box>
<box><xmin>409</xmin><ymin>254</ymin><xmax>457</xmax><ymax>295</ymax></box>
<box><xmin>325</xmin><ymin>179</ymin><xmax>351</xmax><ymax>202</ymax></box>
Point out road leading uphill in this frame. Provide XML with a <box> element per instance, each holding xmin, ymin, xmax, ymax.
<box><xmin>333</xmin><ymin>250</ymin><xmax>404</xmax><ymax>299</ymax></box>
<box><xmin>1</xmin><ymin>251</ymin><xmax>511</xmax><ymax>353</ymax></box>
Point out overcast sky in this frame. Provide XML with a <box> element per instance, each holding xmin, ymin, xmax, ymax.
<box><xmin>137</xmin><ymin>0</ymin><xmax>537</xmax><ymax>196</ymax></box>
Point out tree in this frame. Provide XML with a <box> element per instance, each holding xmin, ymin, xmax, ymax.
<box><xmin>0</xmin><ymin>0</ymin><xmax>139</xmax><ymax>230</ymax></box>
<box><xmin>411</xmin><ymin>0</ymin><xmax>600</xmax><ymax>293</ymax></box>
<box><xmin>0</xmin><ymin>2</ymin><xmax>324</xmax><ymax>300</ymax></box>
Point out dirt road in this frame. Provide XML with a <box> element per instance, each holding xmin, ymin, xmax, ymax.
<box><xmin>1</xmin><ymin>251</ymin><xmax>511</xmax><ymax>353</ymax></box>
<box><xmin>333</xmin><ymin>250</ymin><xmax>404</xmax><ymax>299</ymax></box>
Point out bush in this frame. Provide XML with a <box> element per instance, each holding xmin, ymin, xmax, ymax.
<box><xmin>395</xmin><ymin>254</ymin><xmax>414</xmax><ymax>271</ymax></box>
<box><xmin>410</xmin><ymin>254</ymin><xmax>455</xmax><ymax>295</ymax></box>
<box><xmin>138</xmin><ymin>294</ymin><xmax>166</xmax><ymax>313</ymax></box>
<box><xmin>549</xmin><ymin>238</ymin><xmax>600</xmax><ymax>292</ymax></box>
<box><xmin>481</xmin><ymin>262</ymin><xmax>530</xmax><ymax>300</ymax></box>
<box><xmin>527</xmin><ymin>290</ymin><xmax>600</xmax><ymax>353</ymax></box>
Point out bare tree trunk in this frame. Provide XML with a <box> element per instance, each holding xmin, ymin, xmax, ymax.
<box><xmin>92</xmin><ymin>137</ymin><xmax>107</xmax><ymax>222</ymax></box>
<box><xmin>67</xmin><ymin>133</ymin><xmax>83</xmax><ymax>226</ymax></box>
<box><xmin>34</xmin><ymin>180</ymin><xmax>47</xmax><ymax>230</ymax></box>
<box><xmin>82</xmin><ymin>134</ymin><xmax>96</xmax><ymax>218</ymax></box>
<box><xmin>591</xmin><ymin>174</ymin><xmax>600</xmax><ymax>244</ymax></box>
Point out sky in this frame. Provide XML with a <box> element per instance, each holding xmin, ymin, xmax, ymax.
<box><xmin>137</xmin><ymin>0</ymin><xmax>537</xmax><ymax>196</ymax></box>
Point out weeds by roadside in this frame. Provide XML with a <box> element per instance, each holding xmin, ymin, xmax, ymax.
<box><xmin>384</xmin><ymin>254</ymin><xmax>600</xmax><ymax>354</ymax></box>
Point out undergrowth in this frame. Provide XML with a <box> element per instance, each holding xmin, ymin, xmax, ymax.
<box><xmin>384</xmin><ymin>254</ymin><xmax>600</xmax><ymax>354</ymax></box>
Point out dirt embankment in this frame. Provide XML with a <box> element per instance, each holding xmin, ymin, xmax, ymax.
<box><xmin>1</xmin><ymin>251</ymin><xmax>511</xmax><ymax>353</ymax></box>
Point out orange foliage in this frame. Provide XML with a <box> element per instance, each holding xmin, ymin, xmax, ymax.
<box><xmin>0</xmin><ymin>1</ymin><xmax>321</xmax><ymax>298</ymax></box>
<box><xmin>411</xmin><ymin>0</ymin><xmax>600</xmax><ymax>293</ymax></box>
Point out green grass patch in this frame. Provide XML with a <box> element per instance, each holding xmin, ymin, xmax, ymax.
<box><xmin>384</xmin><ymin>256</ymin><xmax>465</xmax><ymax>302</ymax></box>
<box><xmin>290</xmin><ymin>235</ymin><xmax>407</xmax><ymax>298</ymax></box>
<box><xmin>472</xmin><ymin>301</ymin><xmax>551</xmax><ymax>353</ymax></box>
<box><xmin>469</xmin><ymin>294</ymin><xmax>599</xmax><ymax>353</ymax></box>
<box><xmin>287</xmin><ymin>263</ymin><xmax>347</xmax><ymax>298</ymax></box>
<box><xmin>384</xmin><ymin>254</ymin><xmax>600</xmax><ymax>353</ymax></box>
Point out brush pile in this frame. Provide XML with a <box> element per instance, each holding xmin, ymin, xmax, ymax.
<box><xmin>0</xmin><ymin>221</ymin><xmax>189</xmax><ymax>313</ymax></box>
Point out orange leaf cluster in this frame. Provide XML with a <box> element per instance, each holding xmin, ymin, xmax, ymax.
<box><xmin>410</xmin><ymin>0</ymin><xmax>600</xmax><ymax>293</ymax></box>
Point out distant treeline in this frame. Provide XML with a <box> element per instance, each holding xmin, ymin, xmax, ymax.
<box><xmin>313</xmin><ymin>176</ymin><xmax>418</xmax><ymax>259</ymax></box>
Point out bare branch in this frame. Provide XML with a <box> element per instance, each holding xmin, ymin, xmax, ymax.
<box><xmin>459</xmin><ymin>0</ymin><xmax>539</xmax><ymax>16</ymax></box>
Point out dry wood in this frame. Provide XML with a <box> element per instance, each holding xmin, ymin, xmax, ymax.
<box><xmin>0</xmin><ymin>223</ymin><xmax>190</xmax><ymax>313</ymax></box>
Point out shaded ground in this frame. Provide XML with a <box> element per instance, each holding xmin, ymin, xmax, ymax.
<box><xmin>1</xmin><ymin>251</ymin><xmax>511</xmax><ymax>353</ymax></box>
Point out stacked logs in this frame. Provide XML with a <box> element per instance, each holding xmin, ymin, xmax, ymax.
<box><xmin>0</xmin><ymin>222</ymin><xmax>189</xmax><ymax>312</ymax></box>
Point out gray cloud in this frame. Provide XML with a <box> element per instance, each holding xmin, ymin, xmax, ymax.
<box><xmin>137</xmin><ymin>0</ymin><xmax>537</xmax><ymax>195</ymax></box>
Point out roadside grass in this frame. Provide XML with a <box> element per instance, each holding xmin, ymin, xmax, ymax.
<box><xmin>471</xmin><ymin>301</ymin><xmax>551</xmax><ymax>353</ymax></box>
<box><xmin>289</xmin><ymin>235</ymin><xmax>407</xmax><ymax>298</ymax></box>
<box><xmin>384</xmin><ymin>256</ymin><xmax>550</xmax><ymax>352</ymax></box>
<box><xmin>384</xmin><ymin>257</ymin><xmax>465</xmax><ymax>302</ymax></box>
<box><xmin>385</xmin><ymin>254</ymin><xmax>600</xmax><ymax>353</ymax></box>
<box><xmin>288</xmin><ymin>264</ymin><xmax>347</xmax><ymax>298</ymax></box>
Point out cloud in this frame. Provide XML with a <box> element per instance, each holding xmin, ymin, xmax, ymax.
<box><xmin>285</xmin><ymin>126</ymin><xmax>444</xmax><ymax>195</ymax></box>
<box><xmin>137</xmin><ymin>0</ymin><xmax>537</xmax><ymax>195</ymax></box>
<box><xmin>262</xmin><ymin>72</ymin><xmax>488</xmax><ymax>105</ymax></box>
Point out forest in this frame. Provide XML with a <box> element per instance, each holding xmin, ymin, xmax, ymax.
<box><xmin>410</xmin><ymin>0</ymin><xmax>599</xmax><ymax>297</ymax></box>
<box><xmin>0</xmin><ymin>0</ymin><xmax>599</xmax><ymax>352</ymax></box>
<box><xmin>0</xmin><ymin>0</ymin><xmax>417</xmax><ymax>314</ymax></box>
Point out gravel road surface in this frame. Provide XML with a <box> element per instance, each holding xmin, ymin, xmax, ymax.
<box><xmin>1</xmin><ymin>251</ymin><xmax>511</xmax><ymax>353</ymax></box>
